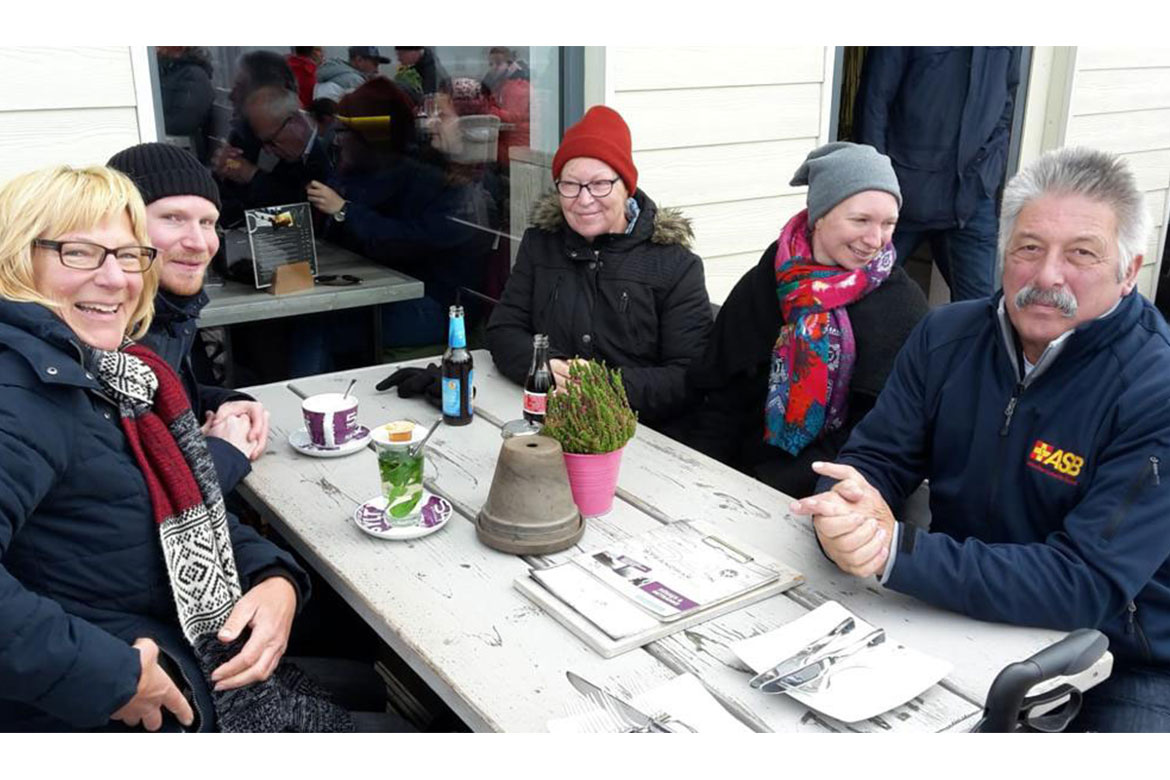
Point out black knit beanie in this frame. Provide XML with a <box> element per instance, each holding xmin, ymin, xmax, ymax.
<box><xmin>107</xmin><ymin>142</ymin><xmax>221</xmax><ymax>211</ymax></box>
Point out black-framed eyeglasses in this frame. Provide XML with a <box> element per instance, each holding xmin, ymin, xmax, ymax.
<box><xmin>316</xmin><ymin>274</ymin><xmax>362</xmax><ymax>286</ymax></box>
<box><xmin>258</xmin><ymin>113</ymin><xmax>297</xmax><ymax>148</ymax></box>
<box><xmin>555</xmin><ymin>177</ymin><xmax>620</xmax><ymax>199</ymax></box>
<box><xmin>32</xmin><ymin>239</ymin><xmax>157</xmax><ymax>273</ymax></box>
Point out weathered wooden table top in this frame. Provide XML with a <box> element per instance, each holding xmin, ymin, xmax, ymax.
<box><xmin>239</xmin><ymin>350</ymin><xmax>1067</xmax><ymax>732</ymax></box>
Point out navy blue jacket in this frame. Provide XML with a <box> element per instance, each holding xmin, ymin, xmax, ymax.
<box><xmin>0</xmin><ymin>300</ymin><xmax>310</xmax><ymax>730</ymax></box>
<box><xmin>854</xmin><ymin>47</ymin><xmax>1022</xmax><ymax>231</ymax></box>
<box><xmin>140</xmin><ymin>288</ymin><xmax>252</xmax><ymax>493</ymax></box>
<box><xmin>831</xmin><ymin>292</ymin><xmax>1170</xmax><ymax>665</ymax></box>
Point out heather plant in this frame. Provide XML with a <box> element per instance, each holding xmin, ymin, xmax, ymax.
<box><xmin>543</xmin><ymin>359</ymin><xmax>637</xmax><ymax>454</ymax></box>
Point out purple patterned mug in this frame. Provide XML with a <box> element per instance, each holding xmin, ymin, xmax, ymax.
<box><xmin>302</xmin><ymin>393</ymin><xmax>359</xmax><ymax>449</ymax></box>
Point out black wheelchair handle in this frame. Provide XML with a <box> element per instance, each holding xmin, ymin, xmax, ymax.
<box><xmin>978</xmin><ymin>628</ymin><xmax>1108</xmax><ymax>733</ymax></box>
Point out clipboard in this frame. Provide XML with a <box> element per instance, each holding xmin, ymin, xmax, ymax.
<box><xmin>244</xmin><ymin>202</ymin><xmax>318</xmax><ymax>289</ymax></box>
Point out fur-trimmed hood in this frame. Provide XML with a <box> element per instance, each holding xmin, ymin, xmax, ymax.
<box><xmin>529</xmin><ymin>190</ymin><xmax>695</xmax><ymax>250</ymax></box>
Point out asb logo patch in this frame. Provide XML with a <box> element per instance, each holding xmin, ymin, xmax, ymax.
<box><xmin>1027</xmin><ymin>439</ymin><xmax>1084</xmax><ymax>485</ymax></box>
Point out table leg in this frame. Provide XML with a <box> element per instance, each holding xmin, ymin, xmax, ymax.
<box><xmin>372</xmin><ymin>305</ymin><xmax>384</xmax><ymax>364</ymax></box>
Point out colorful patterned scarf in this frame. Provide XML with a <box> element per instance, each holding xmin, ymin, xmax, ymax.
<box><xmin>764</xmin><ymin>210</ymin><xmax>894</xmax><ymax>455</ymax></box>
<box><xmin>87</xmin><ymin>343</ymin><xmax>351</xmax><ymax>732</ymax></box>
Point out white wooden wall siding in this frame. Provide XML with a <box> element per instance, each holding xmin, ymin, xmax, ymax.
<box><xmin>1064</xmin><ymin>47</ymin><xmax>1170</xmax><ymax>297</ymax></box>
<box><xmin>0</xmin><ymin>46</ymin><xmax>143</xmax><ymax>185</ymax></box>
<box><xmin>607</xmin><ymin>47</ymin><xmax>832</xmax><ymax>304</ymax></box>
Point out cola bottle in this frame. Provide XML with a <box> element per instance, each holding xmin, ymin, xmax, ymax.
<box><xmin>523</xmin><ymin>334</ymin><xmax>555</xmax><ymax>425</ymax></box>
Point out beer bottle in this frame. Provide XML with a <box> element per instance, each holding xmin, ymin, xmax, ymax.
<box><xmin>441</xmin><ymin>305</ymin><xmax>474</xmax><ymax>426</ymax></box>
<box><xmin>523</xmin><ymin>334</ymin><xmax>555</xmax><ymax>425</ymax></box>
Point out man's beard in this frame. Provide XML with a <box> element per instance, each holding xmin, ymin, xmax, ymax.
<box><xmin>1014</xmin><ymin>284</ymin><xmax>1078</xmax><ymax>318</ymax></box>
<box><xmin>160</xmin><ymin>253</ymin><xmax>211</xmax><ymax>296</ymax></box>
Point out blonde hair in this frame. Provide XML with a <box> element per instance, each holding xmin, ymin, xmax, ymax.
<box><xmin>0</xmin><ymin>165</ymin><xmax>158</xmax><ymax>340</ymax></box>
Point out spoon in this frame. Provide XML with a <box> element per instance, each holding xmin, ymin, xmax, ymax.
<box><xmin>409</xmin><ymin>419</ymin><xmax>443</xmax><ymax>457</ymax></box>
<box><xmin>343</xmin><ymin>379</ymin><xmax>357</xmax><ymax>399</ymax></box>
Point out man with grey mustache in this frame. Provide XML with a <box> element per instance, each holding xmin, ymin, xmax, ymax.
<box><xmin>790</xmin><ymin>147</ymin><xmax>1170</xmax><ymax>731</ymax></box>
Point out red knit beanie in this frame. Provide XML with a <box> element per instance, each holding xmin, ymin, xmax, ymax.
<box><xmin>552</xmin><ymin>105</ymin><xmax>638</xmax><ymax>194</ymax></box>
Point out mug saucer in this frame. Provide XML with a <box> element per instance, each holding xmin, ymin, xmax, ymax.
<box><xmin>353</xmin><ymin>491</ymin><xmax>453</xmax><ymax>540</ymax></box>
<box><xmin>289</xmin><ymin>425</ymin><xmax>372</xmax><ymax>458</ymax></box>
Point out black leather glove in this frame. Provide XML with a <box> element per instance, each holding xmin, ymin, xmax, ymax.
<box><xmin>376</xmin><ymin>363</ymin><xmax>442</xmax><ymax>409</ymax></box>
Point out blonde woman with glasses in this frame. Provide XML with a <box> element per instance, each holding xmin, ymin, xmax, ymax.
<box><xmin>0</xmin><ymin>165</ymin><xmax>344</xmax><ymax>732</ymax></box>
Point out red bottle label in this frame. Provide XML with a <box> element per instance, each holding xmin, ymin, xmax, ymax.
<box><xmin>523</xmin><ymin>391</ymin><xmax>547</xmax><ymax>414</ymax></box>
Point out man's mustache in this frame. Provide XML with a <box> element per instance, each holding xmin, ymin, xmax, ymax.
<box><xmin>1015</xmin><ymin>284</ymin><xmax>1078</xmax><ymax>318</ymax></box>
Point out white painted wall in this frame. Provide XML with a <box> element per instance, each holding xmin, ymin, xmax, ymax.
<box><xmin>602</xmin><ymin>47</ymin><xmax>834</xmax><ymax>304</ymax></box>
<box><xmin>1059</xmin><ymin>47</ymin><xmax>1170</xmax><ymax>297</ymax></box>
<box><xmin>0</xmin><ymin>46</ymin><xmax>153</xmax><ymax>186</ymax></box>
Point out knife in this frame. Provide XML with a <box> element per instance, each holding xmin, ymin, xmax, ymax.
<box><xmin>748</xmin><ymin>616</ymin><xmax>856</xmax><ymax>690</ymax></box>
<box><xmin>565</xmin><ymin>671</ymin><xmax>669</xmax><ymax>733</ymax></box>
<box><xmin>760</xmin><ymin>627</ymin><xmax>887</xmax><ymax>693</ymax></box>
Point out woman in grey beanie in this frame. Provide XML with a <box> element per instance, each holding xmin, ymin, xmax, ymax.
<box><xmin>673</xmin><ymin>142</ymin><xmax>930</xmax><ymax>497</ymax></box>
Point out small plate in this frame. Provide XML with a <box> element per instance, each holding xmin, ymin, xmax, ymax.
<box><xmin>353</xmin><ymin>490</ymin><xmax>453</xmax><ymax>540</ymax></box>
<box><xmin>289</xmin><ymin>425</ymin><xmax>372</xmax><ymax>458</ymax></box>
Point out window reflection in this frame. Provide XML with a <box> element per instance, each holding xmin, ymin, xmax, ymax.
<box><xmin>153</xmin><ymin>46</ymin><xmax>555</xmax><ymax>380</ymax></box>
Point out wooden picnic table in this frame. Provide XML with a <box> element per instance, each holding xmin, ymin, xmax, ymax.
<box><xmin>238</xmin><ymin>350</ymin><xmax>1074</xmax><ymax>732</ymax></box>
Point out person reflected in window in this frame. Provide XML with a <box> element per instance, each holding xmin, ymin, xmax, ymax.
<box><xmin>484</xmin><ymin>48</ymin><xmax>531</xmax><ymax>169</ymax></box>
<box><xmin>286</xmin><ymin>47</ymin><xmax>323</xmax><ymax>108</ymax></box>
<box><xmin>313</xmin><ymin>47</ymin><xmax>386</xmax><ymax>103</ymax></box>
<box><xmin>486</xmin><ymin>105</ymin><xmax>713</xmax><ymax>429</ymax></box>
<box><xmin>211</xmin><ymin>82</ymin><xmax>333</xmax><ymax>225</ymax></box>
<box><xmin>304</xmin><ymin>77</ymin><xmax>491</xmax><ymax>350</ymax></box>
<box><xmin>156</xmin><ymin>46</ymin><xmax>215</xmax><ymax>162</ymax></box>
<box><xmin>676</xmin><ymin>142</ymin><xmax>928</xmax><ymax>498</ymax></box>
<box><xmin>393</xmin><ymin>46</ymin><xmax>451</xmax><ymax>107</ymax></box>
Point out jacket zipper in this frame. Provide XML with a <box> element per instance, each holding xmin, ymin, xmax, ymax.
<box><xmin>999</xmin><ymin>381</ymin><xmax>1025</xmax><ymax>436</ymax></box>
<box><xmin>620</xmin><ymin>290</ymin><xmax>630</xmax><ymax>313</ymax></box>
<box><xmin>1104</xmin><ymin>456</ymin><xmax>1160</xmax><ymax>541</ymax></box>
<box><xmin>1125</xmin><ymin>601</ymin><xmax>1154</xmax><ymax>662</ymax></box>
<box><xmin>986</xmin><ymin>381</ymin><xmax>1027</xmax><ymax>514</ymax></box>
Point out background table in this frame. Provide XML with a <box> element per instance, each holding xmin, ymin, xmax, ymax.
<box><xmin>200</xmin><ymin>237</ymin><xmax>424</xmax><ymax>384</ymax></box>
<box><xmin>239</xmin><ymin>351</ymin><xmax>1071</xmax><ymax>732</ymax></box>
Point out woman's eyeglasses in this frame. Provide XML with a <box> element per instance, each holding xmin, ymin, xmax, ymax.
<box><xmin>555</xmin><ymin>177</ymin><xmax>620</xmax><ymax>199</ymax></box>
<box><xmin>33</xmin><ymin>239</ymin><xmax>156</xmax><ymax>273</ymax></box>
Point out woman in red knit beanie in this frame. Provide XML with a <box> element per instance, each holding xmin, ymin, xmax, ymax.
<box><xmin>486</xmin><ymin>105</ymin><xmax>714</xmax><ymax>429</ymax></box>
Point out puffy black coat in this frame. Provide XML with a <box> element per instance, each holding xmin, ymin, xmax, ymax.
<box><xmin>673</xmin><ymin>242</ymin><xmax>929</xmax><ymax>498</ymax></box>
<box><xmin>853</xmin><ymin>46</ymin><xmax>1022</xmax><ymax>231</ymax></box>
<box><xmin>486</xmin><ymin>190</ymin><xmax>713</xmax><ymax>426</ymax></box>
<box><xmin>158</xmin><ymin>51</ymin><xmax>215</xmax><ymax>161</ymax></box>
<box><xmin>0</xmin><ymin>300</ymin><xmax>310</xmax><ymax>731</ymax></box>
<box><xmin>140</xmin><ymin>289</ymin><xmax>253</xmax><ymax>493</ymax></box>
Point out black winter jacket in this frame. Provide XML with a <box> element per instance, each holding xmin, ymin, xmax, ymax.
<box><xmin>674</xmin><ymin>242</ymin><xmax>928</xmax><ymax>498</ymax></box>
<box><xmin>158</xmin><ymin>51</ymin><xmax>215</xmax><ymax>161</ymax></box>
<box><xmin>854</xmin><ymin>46</ymin><xmax>1022</xmax><ymax>231</ymax></box>
<box><xmin>0</xmin><ymin>300</ymin><xmax>310</xmax><ymax>730</ymax></box>
<box><xmin>139</xmin><ymin>289</ymin><xmax>253</xmax><ymax>493</ymax></box>
<box><xmin>486</xmin><ymin>190</ymin><xmax>713</xmax><ymax>426</ymax></box>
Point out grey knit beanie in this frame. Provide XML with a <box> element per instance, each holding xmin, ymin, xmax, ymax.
<box><xmin>790</xmin><ymin>141</ymin><xmax>901</xmax><ymax>225</ymax></box>
<box><xmin>107</xmin><ymin>142</ymin><xmax>221</xmax><ymax>211</ymax></box>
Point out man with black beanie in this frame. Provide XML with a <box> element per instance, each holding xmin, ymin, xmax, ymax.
<box><xmin>108</xmin><ymin>142</ymin><xmax>270</xmax><ymax>493</ymax></box>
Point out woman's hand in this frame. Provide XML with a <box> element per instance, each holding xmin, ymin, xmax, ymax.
<box><xmin>210</xmin><ymin>577</ymin><xmax>297</xmax><ymax>691</ymax></box>
<box><xmin>306</xmin><ymin>180</ymin><xmax>345</xmax><ymax>216</ymax></box>
<box><xmin>111</xmin><ymin>638</ymin><xmax>194</xmax><ymax>731</ymax></box>
<box><xmin>203</xmin><ymin>412</ymin><xmax>253</xmax><ymax>458</ymax></box>
<box><xmin>549</xmin><ymin>359</ymin><xmax>573</xmax><ymax>392</ymax></box>
<box><xmin>207</xmin><ymin>401</ymin><xmax>270</xmax><ymax>461</ymax></box>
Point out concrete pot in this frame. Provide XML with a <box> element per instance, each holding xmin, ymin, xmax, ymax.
<box><xmin>476</xmin><ymin>434</ymin><xmax>583</xmax><ymax>555</ymax></box>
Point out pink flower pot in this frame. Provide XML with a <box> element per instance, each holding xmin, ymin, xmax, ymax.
<box><xmin>562</xmin><ymin>447</ymin><xmax>625</xmax><ymax>517</ymax></box>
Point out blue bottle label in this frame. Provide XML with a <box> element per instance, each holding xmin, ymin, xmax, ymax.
<box><xmin>442</xmin><ymin>377</ymin><xmax>461</xmax><ymax>416</ymax></box>
<box><xmin>468</xmin><ymin>369</ymin><xmax>474</xmax><ymax>414</ymax></box>
<box><xmin>448</xmin><ymin>316</ymin><xmax>467</xmax><ymax>349</ymax></box>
